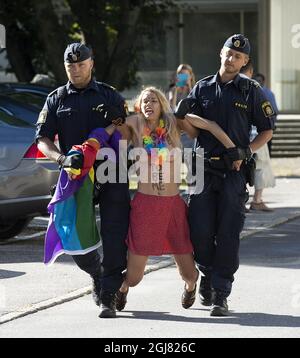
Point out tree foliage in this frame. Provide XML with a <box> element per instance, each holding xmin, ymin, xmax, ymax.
<box><xmin>0</xmin><ymin>0</ymin><xmax>175</xmax><ymax>90</ymax></box>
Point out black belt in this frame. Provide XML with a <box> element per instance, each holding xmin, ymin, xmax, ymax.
<box><xmin>203</xmin><ymin>157</ymin><xmax>228</xmax><ymax>178</ymax></box>
<box><xmin>204</xmin><ymin>157</ymin><xmax>227</xmax><ymax>170</ymax></box>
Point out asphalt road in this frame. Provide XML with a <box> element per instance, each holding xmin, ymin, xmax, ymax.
<box><xmin>0</xmin><ymin>217</ymin><xmax>300</xmax><ymax>338</ymax></box>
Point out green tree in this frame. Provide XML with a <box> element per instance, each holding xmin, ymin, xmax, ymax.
<box><xmin>0</xmin><ymin>0</ymin><xmax>37</xmax><ymax>82</ymax></box>
<box><xmin>0</xmin><ymin>0</ymin><xmax>175</xmax><ymax>90</ymax></box>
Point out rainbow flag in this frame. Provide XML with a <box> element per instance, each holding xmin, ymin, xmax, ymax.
<box><xmin>44</xmin><ymin>127</ymin><xmax>119</xmax><ymax>265</ymax></box>
<box><xmin>44</xmin><ymin>168</ymin><xmax>100</xmax><ymax>265</ymax></box>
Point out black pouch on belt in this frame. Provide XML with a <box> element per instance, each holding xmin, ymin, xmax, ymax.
<box><xmin>244</xmin><ymin>154</ymin><xmax>257</xmax><ymax>187</ymax></box>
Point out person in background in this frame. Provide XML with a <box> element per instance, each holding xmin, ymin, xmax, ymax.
<box><xmin>241</xmin><ymin>60</ymin><xmax>276</xmax><ymax>212</ymax></box>
<box><xmin>169</xmin><ymin>64</ymin><xmax>196</xmax><ymax>110</ymax></box>
<box><xmin>168</xmin><ymin>64</ymin><xmax>196</xmax><ymax>149</ymax></box>
<box><xmin>254</xmin><ymin>72</ymin><xmax>279</xmax><ymax>155</ymax></box>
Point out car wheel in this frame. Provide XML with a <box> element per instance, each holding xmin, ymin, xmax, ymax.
<box><xmin>0</xmin><ymin>218</ymin><xmax>31</xmax><ymax>241</ymax></box>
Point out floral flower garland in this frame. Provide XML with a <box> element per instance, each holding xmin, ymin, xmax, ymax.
<box><xmin>142</xmin><ymin>119</ymin><xmax>168</xmax><ymax>165</ymax></box>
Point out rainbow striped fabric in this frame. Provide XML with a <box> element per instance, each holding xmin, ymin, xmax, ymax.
<box><xmin>44</xmin><ymin>168</ymin><xmax>100</xmax><ymax>265</ymax></box>
<box><xmin>44</xmin><ymin>127</ymin><xmax>121</xmax><ymax>265</ymax></box>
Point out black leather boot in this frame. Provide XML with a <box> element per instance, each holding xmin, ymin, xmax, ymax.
<box><xmin>91</xmin><ymin>275</ymin><xmax>101</xmax><ymax>306</ymax></box>
<box><xmin>99</xmin><ymin>291</ymin><xmax>116</xmax><ymax>318</ymax></box>
<box><xmin>199</xmin><ymin>275</ymin><xmax>215</xmax><ymax>306</ymax></box>
<box><xmin>210</xmin><ymin>295</ymin><xmax>229</xmax><ymax>317</ymax></box>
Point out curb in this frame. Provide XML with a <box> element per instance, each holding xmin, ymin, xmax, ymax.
<box><xmin>0</xmin><ymin>287</ymin><xmax>92</xmax><ymax>325</ymax></box>
<box><xmin>0</xmin><ymin>258</ymin><xmax>174</xmax><ymax>326</ymax></box>
<box><xmin>241</xmin><ymin>212</ymin><xmax>300</xmax><ymax>239</ymax></box>
<box><xmin>1</xmin><ymin>213</ymin><xmax>300</xmax><ymax>326</ymax></box>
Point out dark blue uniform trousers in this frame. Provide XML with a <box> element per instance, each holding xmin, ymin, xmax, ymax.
<box><xmin>189</xmin><ymin>171</ymin><xmax>246</xmax><ymax>298</ymax></box>
<box><xmin>73</xmin><ymin>181</ymin><xmax>130</xmax><ymax>294</ymax></box>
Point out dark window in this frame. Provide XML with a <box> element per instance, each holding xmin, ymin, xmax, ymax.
<box><xmin>0</xmin><ymin>110</ymin><xmax>33</xmax><ymax>128</ymax></box>
<box><xmin>4</xmin><ymin>92</ymin><xmax>46</xmax><ymax>109</ymax></box>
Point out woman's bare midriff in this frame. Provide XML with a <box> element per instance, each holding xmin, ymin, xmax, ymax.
<box><xmin>137</xmin><ymin>159</ymin><xmax>180</xmax><ymax>197</ymax></box>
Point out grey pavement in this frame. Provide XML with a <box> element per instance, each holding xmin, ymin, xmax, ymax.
<box><xmin>242</xmin><ymin>177</ymin><xmax>300</xmax><ymax>237</ymax></box>
<box><xmin>0</xmin><ymin>216</ymin><xmax>300</xmax><ymax>338</ymax></box>
<box><xmin>0</xmin><ymin>177</ymin><xmax>300</xmax><ymax>335</ymax></box>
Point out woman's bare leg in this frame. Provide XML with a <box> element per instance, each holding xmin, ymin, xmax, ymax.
<box><xmin>174</xmin><ymin>253</ymin><xmax>198</xmax><ymax>291</ymax></box>
<box><xmin>253</xmin><ymin>189</ymin><xmax>263</xmax><ymax>203</ymax></box>
<box><xmin>119</xmin><ymin>251</ymin><xmax>148</xmax><ymax>293</ymax></box>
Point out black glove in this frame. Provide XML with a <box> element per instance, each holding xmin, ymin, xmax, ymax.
<box><xmin>57</xmin><ymin>152</ymin><xmax>84</xmax><ymax>169</ymax></box>
<box><xmin>223</xmin><ymin>146</ymin><xmax>252</xmax><ymax>170</ymax></box>
<box><xmin>225</xmin><ymin>146</ymin><xmax>252</xmax><ymax>162</ymax></box>
<box><xmin>174</xmin><ymin>98</ymin><xmax>198</xmax><ymax>119</ymax></box>
<box><xmin>93</xmin><ymin>104</ymin><xmax>126</xmax><ymax>125</ymax></box>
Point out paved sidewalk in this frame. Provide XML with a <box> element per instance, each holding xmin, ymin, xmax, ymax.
<box><xmin>1</xmin><ymin>216</ymin><xmax>300</xmax><ymax>338</ymax></box>
<box><xmin>271</xmin><ymin>158</ymin><xmax>300</xmax><ymax>177</ymax></box>
<box><xmin>243</xmin><ymin>177</ymin><xmax>300</xmax><ymax>237</ymax></box>
<box><xmin>0</xmin><ymin>176</ymin><xmax>300</xmax><ymax>325</ymax></box>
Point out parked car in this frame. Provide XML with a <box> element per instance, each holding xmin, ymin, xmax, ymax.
<box><xmin>0</xmin><ymin>82</ymin><xmax>53</xmax><ymax>97</ymax></box>
<box><xmin>0</xmin><ymin>103</ymin><xmax>59</xmax><ymax>240</ymax></box>
<box><xmin>0</xmin><ymin>94</ymin><xmax>40</xmax><ymax>126</ymax></box>
<box><xmin>0</xmin><ymin>82</ymin><xmax>53</xmax><ymax>125</ymax></box>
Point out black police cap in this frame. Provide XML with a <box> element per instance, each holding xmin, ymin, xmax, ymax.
<box><xmin>64</xmin><ymin>43</ymin><xmax>92</xmax><ymax>63</ymax></box>
<box><xmin>223</xmin><ymin>34</ymin><xmax>251</xmax><ymax>55</ymax></box>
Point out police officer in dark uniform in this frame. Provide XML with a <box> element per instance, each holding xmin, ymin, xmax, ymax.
<box><xmin>35</xmin><ymin>43</ymin><xmax>130</xmax><ymax>318</ymax></box>
<box><xmin>175</xmin><ymin>34</ymin><xmax>275</xmax><ymax>316</ymax></box>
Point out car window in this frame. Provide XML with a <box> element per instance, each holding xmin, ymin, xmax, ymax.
<box><xmin>5</xmin><ymin>92</ymin><xmax>46</xmax><ymax>109</ymax></box>
<box><xmin>0</xmin><ymin>110</ymin><xmax>33</xmax><ymax>128</ymax></box>
<box><xmin>0</xmin><ymin>95</ymin><xmax>39</xmax><ymax>125</ymax></box>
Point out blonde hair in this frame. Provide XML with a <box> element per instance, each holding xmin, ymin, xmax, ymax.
<box><xmin>177</xmin><ymin>63</ymin><xmax>196</xmax><ymax>88</ymax></box>
<box><xmin>134</xmin><ymin>86</ymin><xmax>181</xmax><ymax>148</ymax></box>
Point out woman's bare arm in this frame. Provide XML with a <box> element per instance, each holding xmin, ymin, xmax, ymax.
<box><xmin>104</xmin><ymin>123</ymin><xmax>118</xmax><ymax>136</ymax></box>
<box><xmin>114</xmin><ymin>118</ymin><xmax>134</xmax><ymax>142</ymax></box>
<box><xmin>185</xmin><ymin>114</ymin><xmax>235</xmax><ymax>148</ymax></box>
<box><xmin>176</xmin><ymin>118</ymin><xmax>200</xmax><ymax>139</ymax></box>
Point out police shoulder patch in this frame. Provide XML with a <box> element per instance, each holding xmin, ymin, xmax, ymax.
<box><xmin>262</xmin><ymin>101</ymin><xmax>275</xmax><ymax>117</ymax></box>
<box><xmin>37</xmin><ymin>110</ymin><xmax>48</xmax><ymax>124</ymax></box>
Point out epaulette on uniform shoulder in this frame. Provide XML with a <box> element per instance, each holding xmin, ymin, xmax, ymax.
<box><xmin>195</xmin><ymin>75</ymin><xmax>214</xmax><ymax>86</ymax></box>
<box><xmin>239</xmin><ymin>73</ymin><xmax>259</xmax><ymax>87</ymax></box>
<box><xmin>251</xmin><ymin>79</ymin><xmax>261</xmax><ymax>88</ymax></box>
<box><xmin>238</xmin><ymin>73</ymin><xmax>261</xmax><ymax>89</ymax></box>
<box><xmin>47</xmin><ymin>88</ymin><xmax>59</xmax><ymax>97</ymax></box>
<box><xmin>200</xmin><ymin>75</ymin><xmax>215</xmax><ymax>82</ymax></box>
<box><xmin>97</xmin><ymin>81</ymin><xmax>116</xmax><ymax>91</ymax></box>
<box><xmin>239</xmin><ymin>73</ymin><xmax>251</xmax><ymax>81</ymax></box>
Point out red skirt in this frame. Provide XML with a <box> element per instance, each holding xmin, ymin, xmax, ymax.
<box><xmin>126</xmin><ymin>192</ymin><xmax>193</xmax><ymax>256</ymax></box>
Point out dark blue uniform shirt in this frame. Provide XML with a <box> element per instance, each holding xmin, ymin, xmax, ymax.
<box><xmin>35</xmin><ymin>79</ymin><xmax>126</xmax><ymax>154</ymax></box>
<box><xmin>188</xmin><ymin>73</ymin><xmax>275</xmax><ymax>157</ymax></box>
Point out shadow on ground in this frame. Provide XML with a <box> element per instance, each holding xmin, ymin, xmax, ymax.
<box><xmin>120</xmin><ymin>310</ymin><xmax>300</xmax><ymax>328</ymax></box>
<box><xmin>0</xmin><ymin>269</ymin><xmax>26</xmax><ymax>279</ymax></box>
